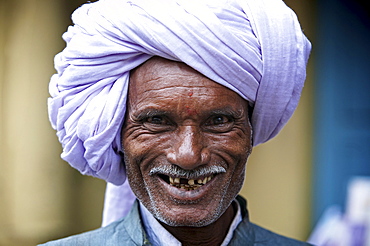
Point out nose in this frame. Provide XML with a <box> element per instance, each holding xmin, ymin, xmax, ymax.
<box><xmin>167</xmin><ymin>126</ymin><xmax>210</xmax><ymax>170</ymax></box>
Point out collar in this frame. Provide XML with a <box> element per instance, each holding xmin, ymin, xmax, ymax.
<box><xmin>139</xmin><ymin>200</ymin><xmax>242</xmax><ymax>246</ymax></box>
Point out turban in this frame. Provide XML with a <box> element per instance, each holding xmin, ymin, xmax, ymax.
<box><xmin>48</xmin><ymin>0</ymin><xmax>311</xmax><ymax>225</ymax></box>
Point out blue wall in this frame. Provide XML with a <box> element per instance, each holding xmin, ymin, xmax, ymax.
<box><xmin>313</xmin><ymin>0</ymin><xmax>370</xmax><ymax>224</ymax></box>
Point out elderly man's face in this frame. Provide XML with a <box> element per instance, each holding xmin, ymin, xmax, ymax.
<box><xmin>122</xmin><ymin>57</ymin><xmax>252</xmax><ymax>227</ymax></box>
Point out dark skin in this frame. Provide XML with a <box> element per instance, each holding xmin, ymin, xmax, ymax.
<box><xmin>122</xmin><ymin>57</ymin><xmax>252</xmax><ymax>245</ymax></box>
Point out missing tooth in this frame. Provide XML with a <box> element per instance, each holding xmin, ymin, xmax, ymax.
<box><xmin>158</xmin><ymin>174</ymin><xmax>170</xmax><ymax>184</ymax></box>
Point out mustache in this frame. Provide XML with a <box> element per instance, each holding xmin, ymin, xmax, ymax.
<box><xmin>149</xmin><ymin>165</ymin><xmax>226</xmax><ymax>179</ymax></box>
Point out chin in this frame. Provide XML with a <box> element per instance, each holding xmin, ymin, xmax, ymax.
<box><xmin>147</xmin><ymin>196</ymin><xmax>230</xmax><ymax>228</ymax></box>
<box><xmin>154</xmin><ymin>209</ymin><xmax>223</xmax><ymax>228</ymax></box>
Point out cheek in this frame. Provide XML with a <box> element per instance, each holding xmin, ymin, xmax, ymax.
<box><xmin>123</xmin><ymin>124</ymin><xmax>171</xmax><ymax>152</ymax></box>
<box><xmin>122</xmin><ymin>130</ymin><xmax>148</xmax><ymax>193</ymax></box>
<box><xmin>208</xmin><ymin>132</ymin><xmax>252</xmax><ymax>158</ymax></box>
<box><xmin>124</xmin><ymin>155</ymin><xmax>144</xmax><ymax>196</ymax></box>
<box><xmin>229</xmin><ymin>165</ymin><xmax>246</xmax><ymax>199</ymax></box>
<box><xmin>122</xmin><ymin>130</ymin><xmax>170</xmax><ymax>189</ymax></box>
<box><xmin>124</xmin><ymin>151</ymin><xmax>156</xmax><ymax>204</ymax></box>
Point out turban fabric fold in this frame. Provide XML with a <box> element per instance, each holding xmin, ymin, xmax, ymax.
<box><xmin>48</xmin><ymin>0</ymin><xmax>311</xmax><ymax>226</ymax></box>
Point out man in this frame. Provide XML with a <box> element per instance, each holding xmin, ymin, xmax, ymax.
<box><xmin>42</xmin><ymin>0</ymin><xmax>312</xmax><ymax>245</ymax></box>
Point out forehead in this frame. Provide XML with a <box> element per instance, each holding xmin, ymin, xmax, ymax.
<box><xmin>128</xmin><ymin>57</ymin><xmax>238</xmax><ymax>102</ymax></box>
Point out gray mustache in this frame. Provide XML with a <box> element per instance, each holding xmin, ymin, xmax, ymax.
<box><xmin>149</xmin><ymin>165</ymin><xmax>226</xmax><ymax>179</ymax></box>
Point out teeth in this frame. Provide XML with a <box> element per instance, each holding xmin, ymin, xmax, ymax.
<box><xmin>168</xmin><ymin>175</ymin><xmax>213</xmax><ymax>190</ymax></box>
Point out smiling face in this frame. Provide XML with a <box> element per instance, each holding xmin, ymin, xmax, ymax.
<box><xmin>122</xmin><ymin>57</ymin><xmax>252</xmax><ymax>227</ymax></box>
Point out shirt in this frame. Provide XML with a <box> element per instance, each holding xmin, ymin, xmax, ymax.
<box><xmin>139</xmin><ymin>200</ymin><xmax>242</xmax><ymax>246</ymax></box>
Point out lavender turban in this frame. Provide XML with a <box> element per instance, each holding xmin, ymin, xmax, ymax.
<box><xmin>48</xmin><ymin>0</ymin><xmax>311</xmax><ymax>225</ymax></box>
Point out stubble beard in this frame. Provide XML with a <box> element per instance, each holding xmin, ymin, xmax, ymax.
<box><xmin>125</xmin><ymin>155</ymin><xmax>246</xmax><ymax>228</ymax></box>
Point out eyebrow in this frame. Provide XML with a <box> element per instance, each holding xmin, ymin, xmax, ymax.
<box><xmin>206</xmin><ymin>108</ymin><xmax>244</xmax><ymax>119</ymax></box>
<box><xmin>132</xmin><ymin>108</ymin><xmax>171</xmax><ymax>121</ymax></box>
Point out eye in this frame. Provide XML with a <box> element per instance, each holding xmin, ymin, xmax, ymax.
<box><xmin>145</xmin><ymin>115</ymin><xmax>170</xmax><ymax>125</ymax></box>
<box><xmin>204</xmin><ymin>115</ymin><xmax>234</xmax><ymax>132</ymax></box>
<box><xmin>210</xmin><ymin>115</ymin><xmax>230</xmax><ymax>125</ymax></box>
<box><xmin>142</xmin><ymin>115</ymin><xmax>174</xmax><ymax>132</ymax></box>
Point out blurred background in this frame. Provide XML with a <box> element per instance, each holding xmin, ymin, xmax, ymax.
<box><xmin>0</xmin><ymin>0</ymin><xmax>369</xmax><ymax>245</ymax></box>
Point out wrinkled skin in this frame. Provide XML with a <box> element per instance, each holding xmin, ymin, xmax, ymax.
<box><xmin>122</xmin><ymin>57</ymin><xmax>252</xmax><ymax>245</ymax></box>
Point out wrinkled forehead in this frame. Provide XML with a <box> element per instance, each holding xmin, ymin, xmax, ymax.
<box><xmin>128</xmin><ymin>56</ymin><xmax>233</xmax><ymax>100</ymax></box>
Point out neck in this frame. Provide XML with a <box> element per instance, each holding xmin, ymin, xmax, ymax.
<box><xmin>160</xmin><ymin>204</ymin><xmax>236</xmax><ymax>246</ymax></box>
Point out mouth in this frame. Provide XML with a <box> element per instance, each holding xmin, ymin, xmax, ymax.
<box><xmin>150</xmin><ymin>165</ymin><xmax>225</xmax><ymax>192</ymax></box>
<box><xmin>158</xmin><ymin>174</ymin><xmax>214</xmax><ymax>191</ymax></box>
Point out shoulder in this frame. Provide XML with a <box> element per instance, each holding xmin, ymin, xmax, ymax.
<box><xmin>38</xmin><ymin>201</ymin><xmax>146</xmax><ymax>246</ymax></box>
<box><xmin>38</xmin><ymin>218</ymin><xmax>131</xmax><ymax>246</ymax></box>
<box><xmin>231</xmin><ymin>219</ymin><xmax>313</xmax><ymax>245</ymax></box>
<box><xmin>250</xmin><ymin>223</ymin><xmax>313</xmax><ymax>246</ymax></box>
<box><xmin>231</xmin><ymin>196</ymin><xmax>313</xmax><ymax>246</ymax></box>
